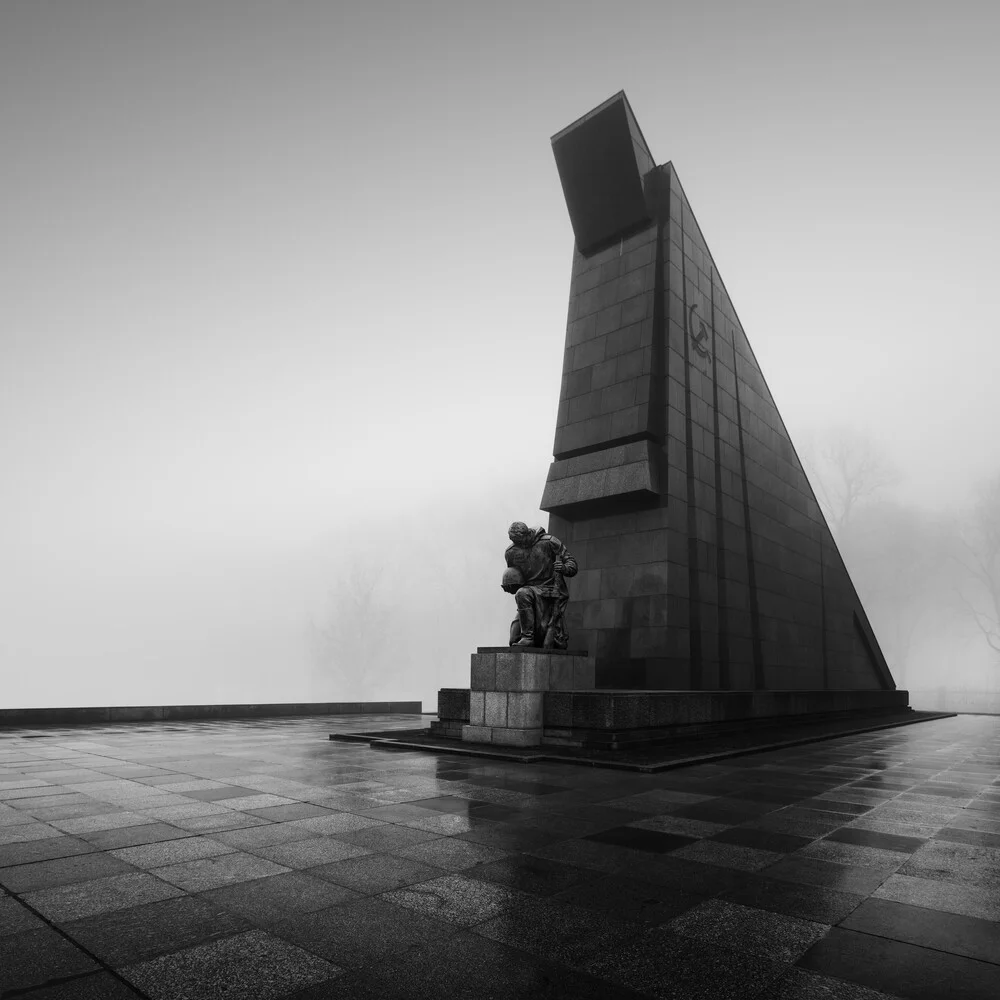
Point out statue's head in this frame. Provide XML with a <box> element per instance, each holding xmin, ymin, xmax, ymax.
<box><xmin>508</xmin><ymin>521</ymin><xmax>533</xmax><ymax>547</ymax></box>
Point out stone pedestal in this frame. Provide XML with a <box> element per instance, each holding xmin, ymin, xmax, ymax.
<box><xmin>460</xmin><ymin>646</ymin><xmax>595</xmax><ymax>748</ymax></box>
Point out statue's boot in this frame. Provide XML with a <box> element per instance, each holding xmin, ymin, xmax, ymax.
<box><xmin>515</xmin><ymin>605</ymin><xmax>535</xmax><ymax>646</ymax></box>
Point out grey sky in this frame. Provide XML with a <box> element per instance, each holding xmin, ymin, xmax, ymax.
<box><xmin>2</xmin><ymin>1</ymin><xmax>998</xmax><ymax>707</ymax></box>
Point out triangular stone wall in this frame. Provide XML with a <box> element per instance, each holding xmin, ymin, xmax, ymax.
<box><xmin>542</xmin><ymin>93</ymin><xmax>894</xmax><ymax>694</ymax></box>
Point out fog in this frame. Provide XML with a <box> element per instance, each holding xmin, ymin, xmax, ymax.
<box><xmin>3</xmin><ymin>1</ymin><xmax>999</xmax><ymax>712</ymax></box>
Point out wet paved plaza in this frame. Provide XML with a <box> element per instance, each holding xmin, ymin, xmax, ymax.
<box><xmin>1</xmin><ymin>713</ymin><xmax>998</xmax><ymax>999</ymax></box>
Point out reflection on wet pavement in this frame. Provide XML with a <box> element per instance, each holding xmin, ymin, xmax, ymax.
<box><xmin>0</xmin><ymin>712</ymin><xmax>998</xmax><ymax>998</ymax></box>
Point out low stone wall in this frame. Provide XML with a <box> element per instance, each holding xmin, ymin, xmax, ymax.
<box><xmin>0</xmin><ymin>702</ymin><xmax>423</xmax><ymax>727</ymax></box>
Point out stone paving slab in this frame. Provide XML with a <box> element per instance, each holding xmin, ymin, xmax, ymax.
<box><xmin>0</xmin><ymin>712</ymin><xmax>997</xmax><ymax>998</ymax></box>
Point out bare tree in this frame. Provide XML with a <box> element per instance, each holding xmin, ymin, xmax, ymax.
<box><xmin>308</xmin><ymin>560</ymin><xmax>396</xmax><ymax>699</ymax></box>
<box><xmin>847</xmin><ymin>501</ymin><xmax>953</xmax><ymax>685</ymax></box>
<box><xmin>954</xmin><ymin>475</ymin><xmax>1000</xmax><ymax>658</ymax></box>
<box><xmin>801</xmin><ymin>426</ymin><xmax>901</xmax><ymax>538</ymax></box>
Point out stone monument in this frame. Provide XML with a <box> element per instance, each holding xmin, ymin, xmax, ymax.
<box><xmin>432</xmin><ymin>92</ymin><xmax>907</xmax><ymax>751</ymax></box>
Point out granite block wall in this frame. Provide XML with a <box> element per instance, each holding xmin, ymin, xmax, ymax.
<box><xmin>544</xmin><ymin>93</ymin><xmax>894</xmax><ymax>695</ymax></box>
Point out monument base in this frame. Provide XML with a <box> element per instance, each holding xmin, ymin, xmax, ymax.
<box><xmin>541</xmin><ymin>689</ymin><xmax>910</xmax><ymax>750</ymax></box>
<box><xmin>431</xmin><ymin>653</ymin><xmax>910</xmax><ymax>750</ymax></box>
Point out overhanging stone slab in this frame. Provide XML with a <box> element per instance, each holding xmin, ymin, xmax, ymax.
<box><xmin>541</xmin><ymin>440</ymin><xmax>660</xmax><ymax>513</ymax></box>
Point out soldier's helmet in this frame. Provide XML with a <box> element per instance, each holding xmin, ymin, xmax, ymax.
<box><xmin>501</xmin><ymin>567</ymin><xmax>524</xmax><ymax>592</ymax></box>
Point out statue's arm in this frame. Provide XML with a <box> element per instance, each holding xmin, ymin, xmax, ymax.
<box><xmin>552</xmin><ymin>538</ymin><xmax>578</xmax><ymax>577</ymax></box>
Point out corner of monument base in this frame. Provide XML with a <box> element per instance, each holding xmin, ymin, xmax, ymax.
<box><xmin>462</xmin><ymin>724</ymin><xmax>542</xmax><ymax>748</ymax></box>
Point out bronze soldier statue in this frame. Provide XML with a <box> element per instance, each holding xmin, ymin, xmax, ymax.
<box><xmin>501</xmin><ymin>522</ymin><xmax>578</xmax><ymax>649</ymax></box>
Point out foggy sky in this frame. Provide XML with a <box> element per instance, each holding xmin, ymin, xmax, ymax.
<box><xmin>2</xmin><ymin>1</ymin><xmax>999</xmax><ymax>708</ymax></box>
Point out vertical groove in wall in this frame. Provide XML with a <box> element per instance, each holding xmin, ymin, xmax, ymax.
<box><xmin>650</xmin><ymin>211</ymin><xmax>667</xmax><ymax>446</ymax></box>
<box><xmin>645</xmin><ymin>207</ymin><xmax>668</xmax><ymax>688</ymax></box>
<box><xmin>709</xmin><ymin>274</ymin><xmax>730</xmax><ymax>689</ymax></box>
<box><xmin>820</xmin><ymin>532</ymin><xmax>830</xmax><ymax>690</ymax></box>
<box><xmin>679</xmin><ymin>231</ymin><xmax>703</xmax><ymax>689</ymax></box>
<box><xmin>732</xmin><ymin>332</ymin><xmax>765</xmax><ymax>689</ymax></box>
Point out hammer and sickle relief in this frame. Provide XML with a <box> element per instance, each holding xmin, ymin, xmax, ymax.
<box><xmin>687</xmin><ymin>303</ymin><xmax>712</xmax><ymax>360</ymax></box>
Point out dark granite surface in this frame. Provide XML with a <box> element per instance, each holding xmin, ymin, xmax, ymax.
<box><xmin>544</xmin><ymin>96</ymin><xmax>895</xmax><ymax>698</ymax></box>
<box><xmin>1</xmin><ymin>712</ymin><xmax>998</xmax><ymax>999</ymax></box>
